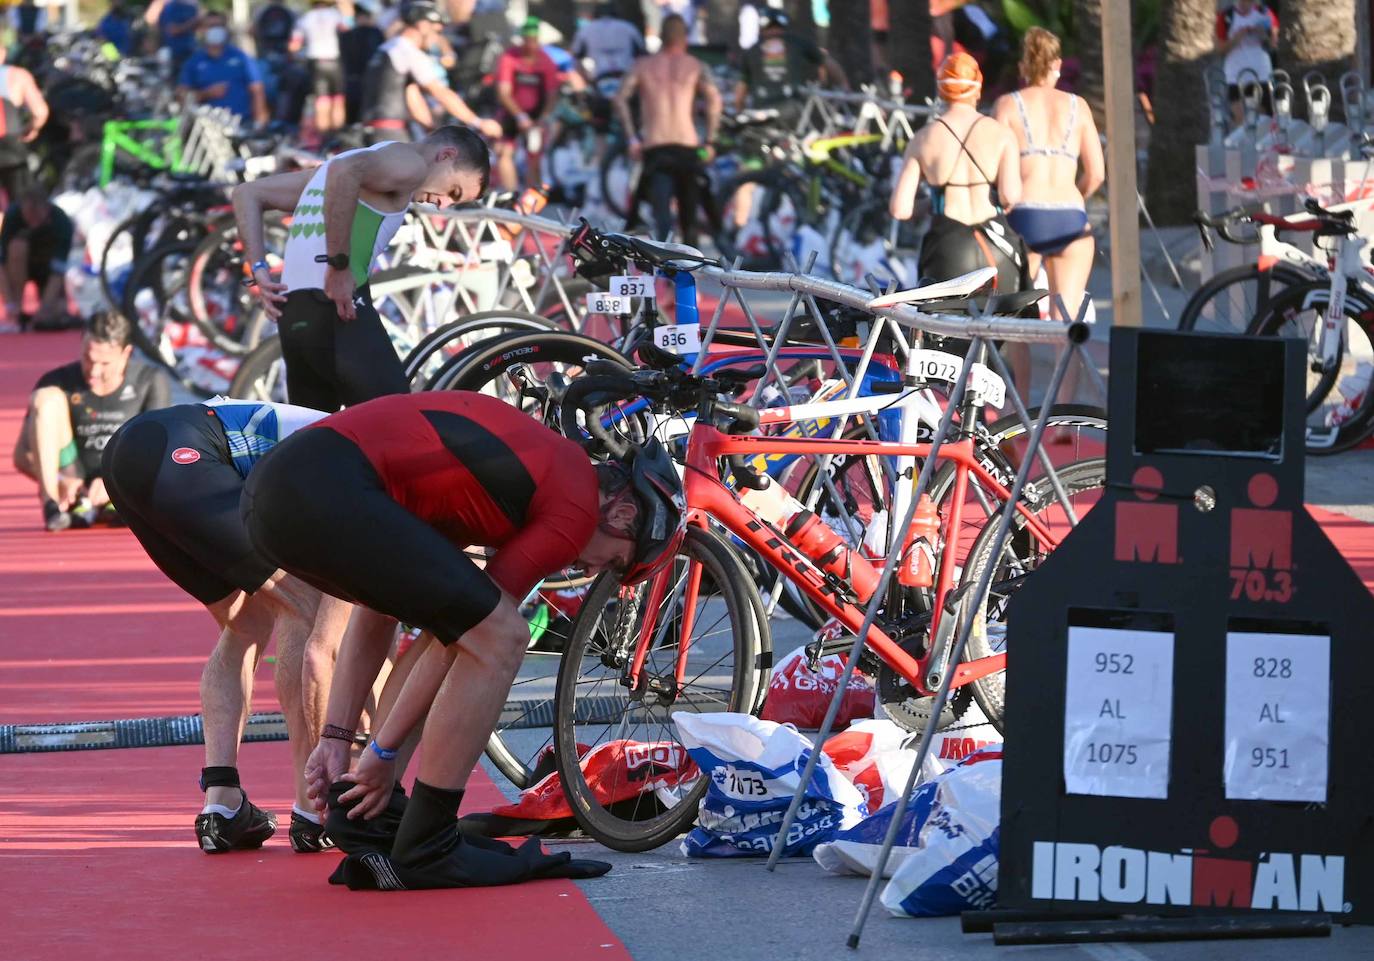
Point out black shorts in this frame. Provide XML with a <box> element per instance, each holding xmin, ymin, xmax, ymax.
<box><xmin>276</xmin><ymin>283</ymin><xmax>409</xmax><ymax>411</ymax></box>
<box><xmin>310</xmin><ymin>58</ymin><xmax>344</xmax><ymax>97</ymax></box>
<box><xmin>240</xmin><ymin>426</ymin><xmax>502</xmax><ymax>644</ymax></box>
<box><xmin>0</xmin><ymin>159</ymin><xmax>29</xmax><ymax>205</ymax></box>
<box><xmin>102</xmin><ymin>405</ymin><xmax>277</xmax><ymax>605</ymax></box>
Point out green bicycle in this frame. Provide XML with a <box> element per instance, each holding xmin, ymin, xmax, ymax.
<box><xmin>59</xmin><ymin>118</ymin><xmax>188</xmax><ymax>191</ymax></box>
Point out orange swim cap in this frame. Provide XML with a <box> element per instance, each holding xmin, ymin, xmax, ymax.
<box><xmin>937</xmin><ymin>52</ymin><xmax>983</xmax><ymax>104</ymax></box>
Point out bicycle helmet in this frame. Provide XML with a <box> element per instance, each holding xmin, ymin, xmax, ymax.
<box><xmin>608</xmin><ymin>437</ymin><xmax>686</xmax><ymax>585</ymax></box>
<box><xmin>403</xmin><ymin>1</ymin><xmax>443</xmax><ymax>26</ymax></box>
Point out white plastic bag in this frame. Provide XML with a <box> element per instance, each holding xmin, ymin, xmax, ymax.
<box><xmin>811</xmin><ymin>745</ymin><xmax>1002</xmax><ymax>918</ymax></box>
<box><xmin>673</xmin><ymin>711</ymin><xmax>865</xmax><ymax>858</ymax></box>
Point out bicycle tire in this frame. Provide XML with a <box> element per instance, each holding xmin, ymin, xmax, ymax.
<box><xmin>424</xmin><ymin>328</ymin><xmax>633</xmax><ymax>394</ymax></box>
<box><xmin>599</xmin><ymin>139</ymin><xmax>639</xmax><ymax>220</ymax></box>
<box><xmin>1250</xmin><ymin>280</ymin><xmax>1374</xmax><ymax>454</ymax></box>
<box><xmin>227</xmin><ymin>336</ymin><xmax>288</xmax><ymax>401</ymax></box>
<box><xmin>1176</xmin><ymin>262</ymin><xmax>1312</xmax><ymax>334</ymax></box>
<box><xmin>554</xmin><ymin>526</ymin><xmax>764</xmax><ymax>853</ymax></box>
<box><xmin>401</xmin><ymin>310</ymin><xmax>557</xmax><ymax>388</ymax></box>
<box><xmin>938</xmin><ymin>457</ymin><xmax>1108</xmax><ymax>730</ymax></box>
<box><xmin>185</xmin><ymin>213</ymin><xmax>283</xmax><ymax>356</ymax></box>
<box><xmin>120</xmin><ymin>239</ymin><xmax>200</xmax><ymax>368</ymax></box>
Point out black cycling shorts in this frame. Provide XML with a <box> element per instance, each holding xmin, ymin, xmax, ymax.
<box><xmin>310</xmin><ymin>58</ymin><xmax>344</xmax><ymax>97</ymax></box>
<box><xmin>276</xmin><ymin>283</ymin><xmax>409</xmax><ymax>412</ymax></box>
<box><xmin>241</xmin><ymin>426</ymin><xmax>502</xmax><ymax>644</ymax></box>
<box><xmin>102</xmin><ymin>405</ymin><xmax>277</xmax><ymax>605</ymax></box>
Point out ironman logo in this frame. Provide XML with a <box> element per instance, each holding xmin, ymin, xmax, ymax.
<box><xmin>171</xmin><ymin>448</ymin><xmax>201</xmax><ymax>465</ymax></box>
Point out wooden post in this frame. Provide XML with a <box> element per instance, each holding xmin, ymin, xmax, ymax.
<box><xmin>1101</xmin><ymin>0</ymin><xmax>1142</xmax><ymax>326</ymax></box>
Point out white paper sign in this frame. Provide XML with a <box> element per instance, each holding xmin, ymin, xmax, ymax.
<box><xmin>585</xmin><ymin>292</ymin><xmax>632</xmax><ymax>315</ymax></box>
<box><xmin>1063</xmin><ymin>626</ymin><xmax>1174</xmax><ymax>798</ymax></box>
<box><xmin>1224</xmin><ymin>631</ymin><xmax>1330</xmax><ymax>802</ymax></box>
<box><xmin>611</xmin><ymin>274</ymin><xmax>655</xmax><ymax>298</ymax></box>
<box><xmin>654</xmin><ymin>323</ymin><xmax>701</xmax><ymax>355</ymax></box>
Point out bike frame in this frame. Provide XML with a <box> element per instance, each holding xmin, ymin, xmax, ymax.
<box><xmin>625</xmin><ymin>422</ymin><xmax>1068</xmax><ymax>699</ymax></box>
<box><xmin>100</xmin><ymin>119</ymin><xmax>186</xmax><ymax>187</ymax></box>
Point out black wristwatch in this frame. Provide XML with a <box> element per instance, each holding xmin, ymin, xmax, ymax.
<box><xmin>314</xmin><ymin>252</ymin><xmax>350</xmax><ymax>270</ymax></box>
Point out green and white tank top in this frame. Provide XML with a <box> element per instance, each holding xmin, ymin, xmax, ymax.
<box><xmin>281</xmin><ymin>141</ymin><xmax>411</xmax><ymax>292</ymax></box>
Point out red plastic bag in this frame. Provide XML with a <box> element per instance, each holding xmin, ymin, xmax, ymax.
<box><xmin>760</xmin><ymin>638</ymin><xmax>876</xmax><ymax>730</ymax></box>
<box><xmin>491</xmin><ymin>739</ymin><xmax>699</xmax><ymax>821</ymax></box>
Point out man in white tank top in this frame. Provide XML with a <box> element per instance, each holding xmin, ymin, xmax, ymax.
<box><xmin>231</xmin><ymin>124</ymin><xmax>491</xmax><ymax>413</ymax></box>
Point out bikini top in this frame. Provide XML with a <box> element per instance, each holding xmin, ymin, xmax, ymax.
<box><xmin>928</xmin><ymin>115</ymin><xmax>998</xmax><ymax>216</ymax></box>
<box><xmin>1012</xmin><ymin>90</ymin><xmax>1079</xmax><ymax>161</ymax></box>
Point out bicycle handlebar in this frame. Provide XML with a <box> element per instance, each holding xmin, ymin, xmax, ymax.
<box><xmin>1193</xmin><ymin>198</ymin><xmax>1356</xmax><ymax>251</ymax></box>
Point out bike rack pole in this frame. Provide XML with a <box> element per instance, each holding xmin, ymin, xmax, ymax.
<box><xmin>763</xmin><ymin>338</ymin><xmax>980</xmax><ymax>873</ymax></box>
<box><xmin>845</xmin><ymin>331</ymin><xmax>1081</xmax><ymax>948</ymax></box>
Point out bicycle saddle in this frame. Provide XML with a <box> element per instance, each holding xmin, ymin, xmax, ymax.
<box><xmin>916</xmin><ymin>289</ymin><xmax>1049</xmax><ymax>316</ymax></box>
<box><xmin>866</xmin><ymin>267</ymin><xmax>997</xmax><ymax>309</ymax></box>
<box><xmin>601</xmin><ymin>232</ymin><xmax>715</xmax><ymax>267</ymax></box>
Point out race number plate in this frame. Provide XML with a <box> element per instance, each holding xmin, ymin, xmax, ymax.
<box><xmin>585</xmin><ymin>292</ymin><xmax>633</xmax><ymax>315</ymax></box>
<box><xmin>909</xmin><ymin>349</ymin><xmax>1006</xmax><ymax>408</ymax></box>
<box><xmin>1063</xmin><ymin>626</ymin><xmax>1174</xmax><ymax>799</ymax></box>
<box><xmin>1224</xmin><ymin>631</ymin><xmax>1330</xmax><ymax>802</ymax></box>
<box><xmin>611</xmin><ymin>274</ymin><xmax>655</xmax><ymax>298</ymax></box>
<box><xmin>654</xmin><ymin>323</ymin><xmax>701</xmax><ymax>355</ymax></box>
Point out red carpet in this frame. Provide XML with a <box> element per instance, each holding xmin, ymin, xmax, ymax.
<box><xmin>0</xmin><ymin>740</ymin><xmax>629</xmax><ymax>961</ymax></box>
<box><xmin>0</xmin><ymin>332</ymin><xmax>274</xmax><ymax>723</ymax></box>
<box><xmin>0</xmin><ymin>332</ymin><xmax>629</xmax><ymax>960</ymax></box>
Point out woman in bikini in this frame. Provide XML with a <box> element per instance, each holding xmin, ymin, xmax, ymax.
<box><xmin>889</xmin><ymin>52</ymin><xmax>1028</xmax><ymax>388</ymax></box>
<box><xmin>994</xmin><ymin>27</ymin><xmax>1104</xmax><ymax>327</ymax></box>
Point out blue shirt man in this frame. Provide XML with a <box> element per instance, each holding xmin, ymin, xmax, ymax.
<box><xmin>97</xmin><ymin>7</ymin><xmax>135</xmax><ymax>55</ymax></box>
<box><xmin>178</xmin><ymin>18</ymin><xmax>266</xmax><ymax>124</ymax></box>
<box><xmin>157</xmin><ymin>0</ymin><xmax>200</xmax><ymax>61</ymax></box>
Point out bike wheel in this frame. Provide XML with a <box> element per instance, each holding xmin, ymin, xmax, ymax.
<box><xmin>1251</xmin><ymin>281</ymin><xmax>1374</xmax><ymax>454</ymax></box>
<box><xmin>715</xmin><ymin>170</ymin><xmax>805</xmax><ymax>271</ymax></box>
<box><xmin>936</xmin><ymin>457</ymin><xmax>1108</xmax><ymax>729</ymax></box>
<box><xmin>401</xmin><ymin>310</ymin><xmax>557</xmax><ymax>389</ymax></box>
<box><xmin>425</xmin><ymin>329</ymin><xmax>633</xmax><ymax>410</ymax></box>
<box><xmin>1176</xmin><ymin>262</ymin><xmax>1311</xmax><ymax>334</ymax></box>
<box><xmin>120</xmin><ymin>239</ymin><xmax>199</xmax><ymax>368</ymax></box>
<box><xmin>227</xmin><ymin>336</ymin><xmax>288</xmax><ymax>401</ymax></box>
<box><xmin>554</xmin><ymin>526</ymin><xmax>764</xmax><ymax>852</ymax></box>
<box><xmin>185</xmin><ymin>214</ymin><xmax>286</xmax><ymax>355</ymax></box>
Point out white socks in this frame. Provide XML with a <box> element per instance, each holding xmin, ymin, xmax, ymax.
<box><xmin>293</xmin><ymin>804</ymin><xmax>322</xmax><ymax>824</ymax></box>
<box><xmin>201</xmin><ymin>800</ymin><xmax>241</xmax><ymax>818</ymax></box>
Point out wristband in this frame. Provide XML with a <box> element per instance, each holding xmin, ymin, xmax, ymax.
<box><xmin>251</xmin><ymin>259</ymin><xmax>270</xmax><ymax>275</ymax></box>
<box><xmin>321</xmin><ymin>724</ymin><xmax>356</xmax><ymax>743</ymax></box>
<box><xmin>369</xmin><ymin>740</ymin><xmax>398</xmax><ymax>761</ymax></box>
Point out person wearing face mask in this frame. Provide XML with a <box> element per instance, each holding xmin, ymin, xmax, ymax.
<box><xmin>177</xmin><ymin>13</ymin><xmax>270</xmax><ymax>127</ymax></box>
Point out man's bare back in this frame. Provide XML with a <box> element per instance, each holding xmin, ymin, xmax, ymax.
<box><xmin>630</xmin><ymin>50</ymin><xmax>703</xmax><ymax>149</ymax></box>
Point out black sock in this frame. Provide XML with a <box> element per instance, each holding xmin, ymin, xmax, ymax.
<box><xmin>391</xmin><ymin>780</ymin><xmax>463</xmax><ymax>861</ymax></box>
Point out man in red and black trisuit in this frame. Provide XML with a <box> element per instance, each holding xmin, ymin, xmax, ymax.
<box><xmin>241</xmin><ymin>390</ymin><xmax>683</xmax><ymax>889</ymax></box>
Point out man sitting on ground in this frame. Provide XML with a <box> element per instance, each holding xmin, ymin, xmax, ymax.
<box><xmin>13</xmin><ymin>312</ymin><xmax>171</xmax><ymax>531</ymax></box>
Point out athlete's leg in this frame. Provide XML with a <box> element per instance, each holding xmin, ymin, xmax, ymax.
<box><xmin>260</xmin><ymin>572</ymin><xmax>324</xmax><ymax>812</ymax></box>
<box><xmin>496</xmin><ymin>140</ymin><xmax>519</xmax><ymax>192</ymax></box>
<box><xmin>332</xmin><ymin>293</ymin><xmax>407</xmax><ymax>405</ymax></box>
<box><xmin>672</xmin><ymin>151</ymin><xmax>702</xmax><ymax>248</ymax></box>
<box><xmin>1045</xmin><ymin>234</ymin><xmax>1095</xmax><ymax>403</ymax></box>
<box><xmin>2</xmin><ymin>234</ymin><xmax>28</xmax><ymax>317</ymax></box>
<box><xmin>200</xmin><ymin>587</ymin><xmax>270</xmax><ymax>810</ymax></box>
<box><xmin>23</xmin><ymin>386</ymin><xmax>79</xmax><ymax>507</ymax></box>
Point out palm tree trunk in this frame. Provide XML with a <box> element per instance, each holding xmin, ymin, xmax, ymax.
<box><xmin>785</xmin><ymin>0</ymin><xmax>818</xmax><ymax>47</ymax></box>
<box><xmin>1278</xmin><ymin>0</ymin><xmax>1356</xmax><ymax>103</ymax></box>
<box><xmin>1144</xmin><ymin>0</ymin><xmax>1215</xmax><ymax>223</ymax></box>
<box><xmin>889</xmin><ymin>0</ymin><xmax>934</xmax><ymax>104</ymax></box>
<box><xmin>532</xmin><ymin>0</ymin><xmax>576</xmax><ymax>39</ymax></box>
<box><xmin>1075</xmin><ymin>0</ymin><xmax>1106</xmax><ymax>131</ymax></box>
<box><xmin>827</xmin><ymin>0</ymin><xmax>875</xmax><ymax>87</ymax></box>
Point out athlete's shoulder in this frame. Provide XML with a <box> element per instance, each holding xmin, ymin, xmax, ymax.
<box><xmin>130</xmin><ymin>360</ymin><xmax>171</xmax><ymax>392</ymax></box>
